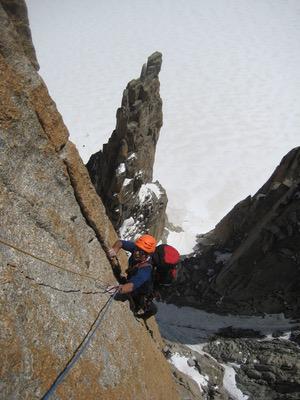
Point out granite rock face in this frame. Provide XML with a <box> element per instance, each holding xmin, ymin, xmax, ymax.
<box><xmin>162</xmin><ymin>340</ymin><xmax>233</xmax><ymax>400</ymax></box>
<box><xmin>86</xmin><ymin>52</ymin><xmax>167</xmax><ymax>240</ymax></box>
<box><xmin>1</xmin><ymin>0</ymin><xmax>39</xmax><ymax>69</ymax></box>
<box><xmin>206</xmin><ymin>336</ymin><xmax>300</xmax><ymax>400</ymax></box>
<box><xmin>170</xmin><ymin>148</ymin><xmax>300</xmax><ymax>318</ymax></box>
<box><xmin>0</xmin><ymin>2</ymin><xmax>179</xmax><ymax>399</ymax></box>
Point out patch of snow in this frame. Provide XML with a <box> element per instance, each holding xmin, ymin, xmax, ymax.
<box><xmin>170</xmin><ymin>353</ymin><xmax>209</xmax><ymax>392</ymax></box>
<box><xmin>119</xmin><ymin>217</ymin><xmax>137</xmax><ymax>239</ymax></box>
<box><xmin>156</xmin><ymin>303</ymin><xmax>298</xmax><ymax>398</ymax></box>
<box><xmin>166</xmin><ymin>229</ymin><xmax>196</xmax><ymax>255</ymax></box>
<box><xmin>138</xmin><ymin>183</ymin><xmax>162</xmax><ymax>202</ymax></box>
<box><xmin>222</xmin><ymin>363</ymin><xmax>249</xmax><ymax>400</ymax></box>
<box><xmin>123</xmin><ymin>178</ymin><xmax>132</xmax><ymax>186</ymax></box>
<box><xmin>28</xmin><ymin>0</ymin><xmax>300</xmax><ymax>255</ymax></box>
<box><xmin>261</xmin><ymin>334</ymin><xmax>274</xmax><ymax>341</ymax></box>
<box><xmin>279</xmin><ymin>331</ymin><xmax>291</xmax><ymax>340</ymax></box>
<box><xmin>116</xmin><ymin>163</ymin><xmax>126</xmax><ymax>175</ymax></box>
<box><xmin>156</xmin><ymin>303</ymin><xmax>297</xmax><ymax>345</ymax></box>
<box><xmin>127</xmin><ymin>153</ymin><xmax>136</xmax><ymax>160</ymax></box>
<box><xmin>261</xmin><ymin>331</ymin><xmax>291</xmax><ymax>341</ymax></box>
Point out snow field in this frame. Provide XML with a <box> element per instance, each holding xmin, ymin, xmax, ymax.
<box><xmin>27</xmin><ymin>0</ymin><xmax>300</xmax><ymax>253</ymax></box>
<box><xmin>156</xmin><ymin>302</ymin><xmax>297</xmax><ymax>400</ymax></box>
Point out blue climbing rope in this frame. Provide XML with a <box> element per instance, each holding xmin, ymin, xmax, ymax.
<box><xmin>0</xmin><ymin>236</ymin><xmax>121</xmax><ymax>396</ymax></box>
<box><xmin>41</xmin><ymin>289</ymin><xmax>119</xmax><ymax>399</ymax></box>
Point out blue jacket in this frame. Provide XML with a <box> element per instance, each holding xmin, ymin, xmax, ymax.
<box><xmin>121</xmin><ymin>240</ymin><xmax>153</xmax><ymax>295</ymax></box>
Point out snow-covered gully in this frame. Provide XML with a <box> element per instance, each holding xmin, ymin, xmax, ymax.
<box><xmin>156</xmin><ymin>302</ymin><xmax>299</xmax><ymax>399</ymax></box>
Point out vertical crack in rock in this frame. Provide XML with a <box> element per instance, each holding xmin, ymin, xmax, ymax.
<box><xmin>0</xmin><ymin>2</ymin><xmax>180</xmax><ymax>399</ymax></box>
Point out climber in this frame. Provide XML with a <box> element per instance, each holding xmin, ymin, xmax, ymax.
<box><xmin>107</xmin><ymin>234</ymin><xmax>158</xmax><ymax>319</ymax></box>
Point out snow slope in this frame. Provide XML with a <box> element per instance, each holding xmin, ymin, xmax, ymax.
<box><xmin>27</xmin><ymin>0</ymin><xmax>300</xmax><ymax>252</ymax></box>
<box><xmin>156</xmin><ymin>302</ymin><xmax>297</xmax><ymax>347</ymax></box>
<box><xmin>156</xmin><ymin>302</ymin><xmax>297</xmax><ymax>400</ymax></box>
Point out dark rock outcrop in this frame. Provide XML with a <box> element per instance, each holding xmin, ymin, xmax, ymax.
<box><xmin>164</xmin><ymin>341</ymin><xmax>231</xmax><ymax>400</ymax></box>
<box><xmin>169</xmin><ymin>147</ymin><xmax>300</xmax><ymax>318</ymax></box>
<box><xmin>206</xmin><ymin>337</ymin><xmax>300</xmax><ymax>400</ymax></box>
<box><xmin>86</xmin><ymin>52</ymin><xmax>167</xmax><ymax>240</ymax></box>
<box><xmin>0</xmin><ymin>2</ymin><xmax>179</xmax><ymax>399</ymax></box>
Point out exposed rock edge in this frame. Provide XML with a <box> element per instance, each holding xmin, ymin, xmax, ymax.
<box><xmin>0</xmin><ymin>2</ymin><xmax>179</xmax><ymax>399</ymax></box>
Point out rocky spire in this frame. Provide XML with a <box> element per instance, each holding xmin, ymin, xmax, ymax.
<box><xmin>87</xmin><ymin>52</ymin><xmax>167</xmax><ymax>240</ymax></box>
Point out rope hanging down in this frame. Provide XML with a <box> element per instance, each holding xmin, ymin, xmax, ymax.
<box><xmin>0</xmin><ymin>237</ymin><xmax>109</xmax><ymax>289</ymax></box>
<box><xmin>41</xmin><ymin>289</ymin><xmax>119</xmax><ymax>399</ymax></box>
<box><xmin>1</xmin><ymin>239</ymin><xmax>122</xmax><ymax>396</ymax></box>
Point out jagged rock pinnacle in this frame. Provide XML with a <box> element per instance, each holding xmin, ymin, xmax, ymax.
<box><xmin>87</xmin><ymin>52</ymin><xmax>167</xmax><ymax>240</ymax></box>
<box><xmin>140</xmin><ymin>51</ymin><xmax>162</xmax><ymax>80</ymax></box>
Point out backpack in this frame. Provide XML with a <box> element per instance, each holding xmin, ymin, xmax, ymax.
<box><xmin>152</xmin><ymin>244</ymin><xmax>180</xmax><ymax>286</ymax></box>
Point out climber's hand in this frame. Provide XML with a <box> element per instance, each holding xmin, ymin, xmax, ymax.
<box><xmin>105</xmin><ymin>285</ymin><xmax>120</xmax><ymax>295</ymax></box>
<box><xmin>108</xmin><ymin>248</ymin><xmax>117</xmax><ymax>258</ymax></box>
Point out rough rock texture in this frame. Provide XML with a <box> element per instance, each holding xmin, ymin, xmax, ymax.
<box><xmin>164</xmin><ymin>341</ymin><xmax>230</xmax><ymax>400</ymax></box>
<box><xmin>0</xmin><ymin>0</ymin><xmax>39</xmax><ymax>69</ymax></box>
<box><xmin>171</xmin><ymin>366</ymin><xmax>205</xmax><ymax>400</ymax></box>
<box><xmin>86</xmin><ymin>52</ymin><xmax>167</xmax><ymax>240</ymax></box>
<box><xmin>169</xmin><ymin>148</ymin><xmax>300</xmax><ymax>318</ymax></box>
<box><xmin>206</xmin><ymin>336</ymin><xmax>300</xmax><ymax>400</ymax></box>
<box><xmin>0</xmin><ymin>2</ymin><xmax>179</xmax><ymax>399</ymax></box>
<box><xmin>159</xmin><ymin>147</ymin><xmax>300</xmax><ymax>400</ymax></box>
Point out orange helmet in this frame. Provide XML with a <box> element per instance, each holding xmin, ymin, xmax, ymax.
<box><xmin>135</xmin><ymin>234</ymin><xmax>157</xmax><ymax>254</ymax></box>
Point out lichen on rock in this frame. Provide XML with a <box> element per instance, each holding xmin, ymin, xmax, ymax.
<box><xmin>0</xmin><ymin>2</ymin><xmax>179</xmax><ymax>399</ymax></box>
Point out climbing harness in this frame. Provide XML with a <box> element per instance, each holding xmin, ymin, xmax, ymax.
<box><xmin>41</xmin><ymin>288</ymin><xmax>120</xmax><ymax>399</ymax></box>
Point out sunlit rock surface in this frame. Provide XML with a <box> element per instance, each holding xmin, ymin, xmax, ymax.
<box><xmin>0</xmin><ymin>2</ymin><xmax>179</xmax><ymax>398</ymax></box>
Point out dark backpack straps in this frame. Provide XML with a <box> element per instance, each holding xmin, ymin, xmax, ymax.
<box><xmin>152</xmin><ymin>244</ymin><xmax>164</xmax><ymax>266</ymax></box>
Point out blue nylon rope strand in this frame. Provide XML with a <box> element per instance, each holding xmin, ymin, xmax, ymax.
<box><xmin>41</xmin><ymin>291</ymin><xmax>118</xmax><ymax>400</ymax></box>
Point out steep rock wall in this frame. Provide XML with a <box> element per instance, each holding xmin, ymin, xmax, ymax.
<box><xmin>87</xmin><ymin>53</ymin><xmax>167</xmax><ymax>240</ymax></box>
<box><xmin>172</xmin><ymin>148</ymin><xmax>300</xmax><ymax>317</ymax></box>
<box><xmin>210</xmin><ymin>147</ymin><xmax>300</xmax><ymax>315</ymax></box>
<box><xmin>1</xmin><ymin>0</ymin><xmax>39</xmax><ymax>69</ymax></box>
<box><xmin>0</xmin><ymin>2</ymin><xmax>179</xmax><ymax>399</ymax></box>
